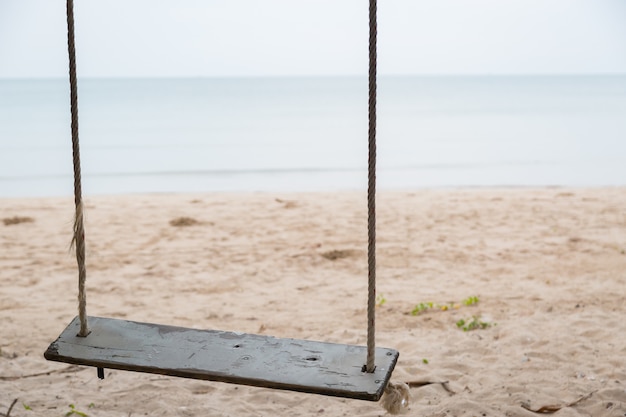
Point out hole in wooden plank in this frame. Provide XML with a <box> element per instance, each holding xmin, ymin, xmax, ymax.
<box><xmin>305</xmin><ymin>356</ymin><xmax>319</xmax><ymax>361</ymax></box>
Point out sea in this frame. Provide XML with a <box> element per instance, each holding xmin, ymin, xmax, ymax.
<box><xmin>1</xmin><ymin>75</ymin><xmax>625</xmax><ymax>198</ymax></box>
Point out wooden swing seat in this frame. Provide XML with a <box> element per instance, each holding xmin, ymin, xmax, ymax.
<box><xmin>44</xmin><ymin>316</ymin><xmax>399</xmax><ymax>401</ymax></box>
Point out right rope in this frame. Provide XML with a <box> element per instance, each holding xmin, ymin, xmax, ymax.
<box><xmin>366</xmin><ymin>6</ymin><xmax>411</xmax><ymax>412</ymax></box>
<box><xmin>365</xmin><ymin>0</ymin><xmax>378</xmax><ymax>374</ymax></box>
<box><xmin>66</xmin><ymin>0</ymin><xmax>89</xmax><ymax>337</ymax></box>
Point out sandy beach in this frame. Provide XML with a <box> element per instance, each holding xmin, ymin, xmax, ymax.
<box><xmin>1</xmin><ymin>188</ymin><xmax>625</xmax><ymax>416</ymax></box>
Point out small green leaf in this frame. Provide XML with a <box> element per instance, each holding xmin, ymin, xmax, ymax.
<box><xmin>422</xmin><ymin>358</ymin><xmax>429</xmax><ymax>364</ymax></box>
<box><xmin>463</xmin><ymin>296</ymin><xmax>479</xmax><ymax>306</ymax></box>
<box><xmin>376</xmin><ymin>294</ymin><xmax>387</xmax><ymax>307</ymax></box>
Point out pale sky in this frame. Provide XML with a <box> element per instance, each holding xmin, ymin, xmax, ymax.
<box><xmin>1</xmin><ymin>0</ymin><xmax>625</xmax><ymax>78</ymax></box>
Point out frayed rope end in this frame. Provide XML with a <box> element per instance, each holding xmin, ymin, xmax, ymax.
<box><xmin>381</xmin><ymin>381</ymin><xmax>411</xmax><ymax>415</ymax></box>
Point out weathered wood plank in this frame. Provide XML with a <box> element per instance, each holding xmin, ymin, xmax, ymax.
<box><xmin>44</xmin><ymin>316</ymin><xmax>399</xmax><ymax>401</ymax></box>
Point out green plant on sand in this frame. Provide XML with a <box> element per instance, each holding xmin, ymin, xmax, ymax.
<box><xmin>456</xmin><ymin>316</ymin><xmax>494</xmax><ymax>331</ymax></box>
<box><xmin>376</xmin><ymin>294</ymin><xmax>387</xmax><ymax>307</ymax></box>
<box><xmin>411</xmin><ymin>296</ymin><xmax>480</xmax><ymax>315</ymax></box>
<box><xmin>65</xmin><ymin>404</ymin><xmax>90</xmax><ymax>417</ymax></box>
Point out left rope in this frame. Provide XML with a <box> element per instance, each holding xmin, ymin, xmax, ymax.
<box><xmin>66</xmin><ymin>0</ymin><xmax>89</xmax><ymax>337</ymax></box>
<box><xmin>365</xmin><ymin>0</ymin><xmax>378</xmax><ymax>374</ymax></box>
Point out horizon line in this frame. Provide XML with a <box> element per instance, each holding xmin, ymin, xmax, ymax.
<box><xmin>2</xmin><ymin>72</ymin><xmax>626</xmax><ymax>81</ymax></box>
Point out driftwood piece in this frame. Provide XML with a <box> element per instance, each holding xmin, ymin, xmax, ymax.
<box><xmin>521</xmin><ymin>391</ymin><xmax>596</xmax><ymax>414</ymax></box>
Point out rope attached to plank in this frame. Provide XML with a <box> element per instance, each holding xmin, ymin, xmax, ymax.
<box><xmin>365</xmin><ymin>0</ymin><xmax>378</xmax><ymax>374</ymax></box>
<box><xmin>364</xmin><ymin>4</ymin><xmax>410</xmax><ymax>413</ymax></box>
<box><xmin>66</xmin><ymin>0</ymin><xmax>89</xmax><ymax>337</ymax></box>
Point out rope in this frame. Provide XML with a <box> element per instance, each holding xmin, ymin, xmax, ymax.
<box><xmin>66</xmin><ymin>0</ymin><xmax>89</xmax><ymax>337</ymax></box>
<box><xmin>365</xmin><ymin>8</ymin><xmax>409</xmax><ymax>410</ymax></box>
<box><xmin>365</xmin><ymin>0</ymin><xmax>378</xmax><ymax>374</ymax></box>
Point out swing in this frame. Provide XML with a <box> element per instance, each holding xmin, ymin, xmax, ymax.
<box><xmin>45</xmin><ymin>0</ymin><xmax>398</xmax><ymax>402</ymax></box>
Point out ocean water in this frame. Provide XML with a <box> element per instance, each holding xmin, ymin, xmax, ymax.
<box><xmin>1</xmin><ymin>75</ymin><xmax>625</xmax><ymax>197</ymax></box>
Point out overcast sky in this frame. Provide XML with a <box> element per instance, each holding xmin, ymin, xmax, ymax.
<box><xmin>1</xmin><ymin>0</ymin><xmax>625</xmax><ymax>78</ymax></box>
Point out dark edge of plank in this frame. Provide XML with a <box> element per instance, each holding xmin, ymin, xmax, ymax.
<box><xmin>44</xmin><ymin>316</ymin><xmax>399</xmax><ymax>401</ymax></box>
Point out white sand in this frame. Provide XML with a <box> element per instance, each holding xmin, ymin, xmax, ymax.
<box><xmin>1</xmin><ymin>188</ymin><xmax>625</xmax><ymax>416</ymax></box>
